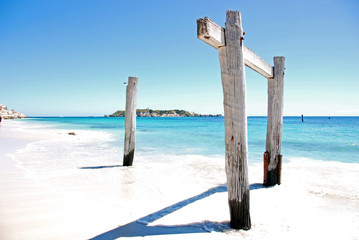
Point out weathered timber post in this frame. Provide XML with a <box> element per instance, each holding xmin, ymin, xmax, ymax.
<box><xmin>198</xmin><ymin>9</ymin><xmax>285</xmax><ymax>229</ymax></box>
<box><xmin>219</xmin><ymin>11</ymin><xmax>251</xmax><ymax>230</ymax></box>
<box><xmin>197</xmin><ymin>10</ymin><xmax>251</xmax><ymax>230</ymax></box>
<box><xmin>123</xmin><ymin>77</ymin><xmax>138</xmax><ymax>166</ymax></box>
<box><xmin>264</xmin><ymin>57</ymin><xmax>285</xmax><ymax>186</ymax></box>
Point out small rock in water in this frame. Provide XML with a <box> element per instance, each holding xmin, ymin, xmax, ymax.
<box><xmin>68</xmin><ymin>132</ymin><xmax>76</xmax><ymax>136</ymax></box>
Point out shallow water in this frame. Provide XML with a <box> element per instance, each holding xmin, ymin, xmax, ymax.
<box><xmin>22</xmin><ymin>116</ymin><xmax>359</xmax><ymax>164</ymax></box>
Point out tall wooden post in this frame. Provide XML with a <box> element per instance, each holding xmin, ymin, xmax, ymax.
<box><xmin>218</xmin><ymin>11</ymin><xmax>251</xmax><ymax>230</ymax></box>
<box><xmin>123</xmin><ymin>77</ymin><xmax>138</xmax><ymax>166</ymax></box>
<box><xmin>197</xmin><ymin>10</ymin><xmax>284</xmax><ymax>229</ymax></box>
<box><xmin>264</xmin><ymin>57</ymin><xmax>285</xmax><ymax>186</ymax></box>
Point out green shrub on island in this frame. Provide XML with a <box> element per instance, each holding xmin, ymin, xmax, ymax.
<box><xmin>105</xmin><ymin>109</ymin><xmax>222</xmax><ymax>117</ymax></box>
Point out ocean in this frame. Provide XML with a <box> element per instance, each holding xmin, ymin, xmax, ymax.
<box><xmin>20</xmin><ymin>116</ymin><xmax>359</xmax><ymax>164</ymax></box>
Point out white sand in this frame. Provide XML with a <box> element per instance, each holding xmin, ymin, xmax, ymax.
<box><xmin>0</xmin><ymin>120</ymin><xmax>358</xmax><ymax>240</ymax></box>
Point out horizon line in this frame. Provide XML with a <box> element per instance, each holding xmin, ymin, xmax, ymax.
<box><xmin>24</xmin><ymin>115</ymin><xmax>359</xmax><ymax>118</ymax></box>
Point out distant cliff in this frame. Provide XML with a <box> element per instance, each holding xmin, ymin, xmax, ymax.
<box><xmin>0</xmin><ymin>104</ymin><xmax>27</xmax><ymax>119</ymax></box>
<box><xmin>105</xmin><ymin>109</ymin><xmax>222</xmax><ymax>117</ymax></box>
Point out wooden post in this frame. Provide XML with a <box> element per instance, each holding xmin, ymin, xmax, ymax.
<box><xmin>123</xmin><ymin>77</ymin><xmax>138</xmax><ymax>166</ymax></box>
<box><xmin>278</xmin><ymin>154</ymin><xmax>282</xmax><ymax>185</ymax></box>
<box><xmin>218</xmin><ymin>11</ymin><xmax>251</xmax><ymax>230</ymax></box>
<box><xmin>264</xmin><ymin>57</ymin><xmax>285</xmax><ymax>186</ymax></box>
<box><xmin>263</xmin><ymin>151</ymin><xmax>269</xmax><ymax>184</ymax></box>
<box><xmin>198</xmin><ymin>10</ymin><xmax>284</xmax><ymax>229</ymax></box>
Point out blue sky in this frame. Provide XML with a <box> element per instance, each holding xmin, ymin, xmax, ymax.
<box><xmin>1</xmin><ymin>0</ymin><xmax>358</xmax><ymax>116</ymax></box>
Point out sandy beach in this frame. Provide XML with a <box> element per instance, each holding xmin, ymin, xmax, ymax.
<box><xmin>1</xmin><ymin>120</ymin><xmax>358</xmax><ymax>240</ymax></box>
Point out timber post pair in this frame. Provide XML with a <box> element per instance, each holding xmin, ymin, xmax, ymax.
<box><xmin>121</xmin><ymin>10</ymin><xmax>284</xmax><ymax>231</ymax></box>
<box><xmin>197</xmin><ymin>11</ymin><xmax>285</xmax><ymax>229</ymax></box>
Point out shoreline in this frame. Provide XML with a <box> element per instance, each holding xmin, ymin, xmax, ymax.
<box><xmin>0</xmin><ymin>121</ymin><xmax>125</xmax><ymax>240</ymax></box>
<box><xmin>0</xmin><ymin>120</ymin><xmax>358</xmax><ymax>239</ymax></box>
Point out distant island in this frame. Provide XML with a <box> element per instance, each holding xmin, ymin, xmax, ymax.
<box><xmin>105</xmin><ymin>109</ymin><xmax>222</xmax><ymax>117</ymax></box>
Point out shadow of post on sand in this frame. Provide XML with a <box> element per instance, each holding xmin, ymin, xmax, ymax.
<box><xmin>79</xmin><ymin>165</ymin><xmax>123</xmax><ymax>170</ymax></box>
<box><xmin>89</xmin><ymin>183</ymin><xmax>268</xmax><ymax>239</ymax></box>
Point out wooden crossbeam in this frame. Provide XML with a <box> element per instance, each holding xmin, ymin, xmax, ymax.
<box><xmin>197</xmin><ymin>17</ymin><xmax>274</xmax><ymax>79</ymax></box>
<box><xmin>243</xmin><ymin>46</ymin><xmax>273</xmax><ymax>79</ymax></box>
<box><xmin>197</xmin><ymin>17</ymin><xmax>225</xmax><ymax>49</ymax></box>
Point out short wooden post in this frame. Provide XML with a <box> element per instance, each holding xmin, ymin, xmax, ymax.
<box><xmin>263</xmin><ymin>151</ymin><xmax>269</xmax><ymax>184</ymax></box>
<box><xmin>264</xmin><ymin>57</ymin><xmax>285</xmax><ymax>186</ymax></box>
<box><xmin>277</xmin><ymin>154</ymin><xmax>282</xmax><ymax>185</ymax></box>
<box><xmin>123</xmin><ymin>77</ymin><xmax>138</xmax><ymax>166</ymax></box>
<box><xmin>218</xmin><ymin>11</ymin><xmax>251</xmax><ymax>230</ymax></box>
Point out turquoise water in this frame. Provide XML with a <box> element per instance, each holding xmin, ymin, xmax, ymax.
<box><xmin>25</xmin><ymin>116</ymin><xmax>359</xmax><ymax>163</ymax></box>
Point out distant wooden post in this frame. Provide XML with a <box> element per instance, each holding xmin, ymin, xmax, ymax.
<box><xmin>197</xmin><ymin>10</ymin><xmax>285</xmax><ymax>229</ymax></box>
<box><xmin>123</xmin><ymin>77</ymin><xmax>138</xmax><ymax>166</ymax></box>
<box><xmin>264</xmin><ymin>57</ymin><xmax>285</xmax><ymax>186</ymax></box>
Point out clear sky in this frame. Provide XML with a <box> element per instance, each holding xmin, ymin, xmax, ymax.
<box><xmin>1</xmin><ymin>0</ymin><xmax>358</xmax><ymax>116</ymax></box>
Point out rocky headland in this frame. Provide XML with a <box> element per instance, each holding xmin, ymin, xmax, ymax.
<box><xmin>105</xmin><ymin>109</ymin><xmax>222</xmax><ymax>117</ymax></box>
<box><xmin>0</xmin><ymin>104</ymin><xmax>27</xmax><ymax>119</ymax></box>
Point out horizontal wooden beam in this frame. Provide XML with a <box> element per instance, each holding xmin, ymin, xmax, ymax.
<box><xmin>243</xmin><ymin>46</ymin><xmax>273</xmax><ymax>78</ymax></box>
<box><xmin>197</xmin><ymin>17</ymin><xmax>225</xmax><ymax>49</ymax></box>
<box><xmin>197</xmin><ymin>17</ymin><xmax>274</xmax><ymax>79</ymax></box>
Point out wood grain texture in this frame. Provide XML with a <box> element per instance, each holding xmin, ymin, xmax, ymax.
<box><xmin>243</xmin><ymin>46</ymin><xmax>273</xmax><ymax>78</ymax></box>
<box><xmin>123</xmin><ymin>77</ymin><xmax>138</xmax><ymax>167</ymax></box>
<box><xmin>197</xmin><ymin>17</ymin><xmax>225</xmax><ymax>49</ymax></box>
<box><xmin>278</xmin><ymin>154</ymin><xmax>282</xmax><ymax>185</ymax></box>
<box><xmin>265</xmin><ymin>57</ymin><xmax>285</xmax><ymax>186</ymax></box>
<box><xmin>263</xmin><ymin>151</ymin><xmax>269</xmax><ymax>185</ymax></box>
<box><xmin>197</xmin><ymin>17</ymin><xmax>273</xmax><ymax>79</ymax></box>
<box><xmin>218</xmin><ymin>11</ymin><xmax>251</xmax><ymax>230</ymax></box>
